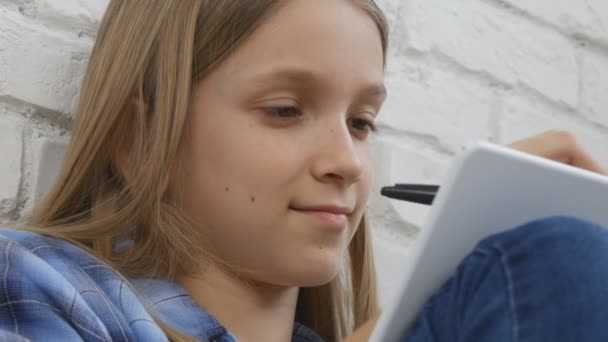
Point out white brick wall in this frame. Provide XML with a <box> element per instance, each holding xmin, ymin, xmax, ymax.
<box><xmin>1</xmin><ymin>0</ymin><xmax>608</xmax><ymax>309</ymax></box>
<box><xmin>0</xmin><ymin>115</ymin><xmax>22</xmax><ymax>220</ymax></box>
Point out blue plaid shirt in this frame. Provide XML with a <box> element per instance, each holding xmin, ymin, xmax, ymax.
<box><xmin>0</xmin><ymin>229</ymin><xmax>323</xmax><ymax>341</ymax></box>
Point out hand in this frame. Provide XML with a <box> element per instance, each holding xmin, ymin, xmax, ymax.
<box><xmin>507</xmin><ymin>130</ymin><xmax>607</xmax><ymax>175</ymax></box>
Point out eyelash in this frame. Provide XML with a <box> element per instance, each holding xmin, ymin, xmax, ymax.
<box><xmin>263</xmin><ymin>106</ymin><xmax>302</xmax><ymax>118</ymax></box>
<box><xmin>263</xmin><ymin>106</ymin><xmax>377</xmax><ymax>134</ymax></box>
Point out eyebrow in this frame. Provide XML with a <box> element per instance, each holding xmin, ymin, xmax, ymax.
<box><xmin>242</xmin><ymin>67</ymin><xmax>387</xmax><ymax>101</ymax></box>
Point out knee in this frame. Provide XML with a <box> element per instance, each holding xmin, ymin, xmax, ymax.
<box><xmin>481</xmin><ymin>216</ymin><xmax>607</xmax><ymax>247</ymax></box>
<box><xmin>472</xmin><ymin>216</ymin><xmax>608</xmax><ymax>339</ymax></box>
<box><xmin>479</xmin><ymin>216</ymin><xmax>608</xmax><ymax>277</ymax></box>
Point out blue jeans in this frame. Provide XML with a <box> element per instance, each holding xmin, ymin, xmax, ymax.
<box><xmin>403</xmin><ymin>216</ymin><xmax>608</xmax><ymax>342</ymax></box>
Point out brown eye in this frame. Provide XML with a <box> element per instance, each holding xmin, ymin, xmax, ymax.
<box><xmin>348</xmin><ymin>117</ymin><xmax>377</xmax><ymax>134</ymax></box>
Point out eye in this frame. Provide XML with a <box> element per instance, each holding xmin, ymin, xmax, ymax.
<box><xmin>263</xmin><ymin>106</ymin><xmax>302</xmax><ymax>118</ymax></box>
<box><xmin>348</xmin><ymin>117</ymin><xmax>377</xmax><ymax>136</ymax></box>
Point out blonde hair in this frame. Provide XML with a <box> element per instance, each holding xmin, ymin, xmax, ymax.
<box><xmin>25</xmin><ymin>0</ymin><xmax>389</xmax><ymax>340</ymax></box>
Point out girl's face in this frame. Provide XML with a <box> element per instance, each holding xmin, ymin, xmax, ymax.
<box><xmin>179</xmin><ymin>0</ymin><xmax>385</xmax><ymax>286</ymax></box>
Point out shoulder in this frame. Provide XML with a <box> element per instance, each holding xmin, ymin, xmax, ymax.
<box><xmin>0</xmin><ymin>228</ymin><xmax>105</xmax><ymax>282</ymax></box>
<box><xmin>0</xmin><ymin>228</ymin><xmax>134</xmax><ymax>298</ymax></box>
<box><xmin>0</xmin><ymin>227</ymin><xmax>89</xmax><ymax>258</ymax></box>
<box><xmin>0</xmin><ymin>228</ymin><xmax>166</xmax><ymax>341</ymax></box>
<box><xmin>0</xmin><ymin>228</ymin><xmax>89</xmax><ymax>278</ymax></box>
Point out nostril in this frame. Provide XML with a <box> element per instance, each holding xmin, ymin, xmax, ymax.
<box><xmin>325</xmin><ymin>173</ymin><xmax>344</xmax><ymax>181</ymax></box>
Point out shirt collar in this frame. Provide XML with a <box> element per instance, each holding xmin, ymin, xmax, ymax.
<box><xmin>130</xmin><ymin>278</ymin><xmax>233</xmax><ymax>341</ymax></box>
<box><xmin>130</xmin><ymin>278</ymin><xmax>323</xmax><ymax>342</ymax></box>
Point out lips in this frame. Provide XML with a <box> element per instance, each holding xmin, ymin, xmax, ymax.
<box><xmin>290</xmin><ymin>205</ymin><xmax>353</xmax><ymax>229</ymax></box>
<box><xmin>292</xmin><ymin>205</ymin><xmax>353</xmax><ymax>215</ymax></box>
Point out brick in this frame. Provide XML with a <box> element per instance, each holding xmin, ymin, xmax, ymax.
<box><xmin>501</xmin><ymin>0</ymin><xmax>608</xmax><ymax>46</ymax></box>
<box><xmin>32</xmin><ymin>137</ymin><xmax>68</xmax><ymax>206</ymax></box>
<box><xmin>499</xmin><ymin>95</ymin><xmax>608</xmax><ymax>168</ymax></box>
<box><xmin>0</xmin><ymin>1</ymin><xmax>18</xmax><ymax>11</ymax></box>
<box><xmin>24</xmin><ymin>0</ymin><xmax>108</xmax><ymax>37</ymax></box>
<box><xmin>0</xmin><ymin>9</ymin><xmax>92</xmax><ymax>116</ymax></box>
<box><xmin>404</xmin><ymin>0</ymin><xmax>579</xmax><ymax>106</ymax></box>
<box><xmin>580</xmin><ymin>48</ymin><xmax>608</xmax><ymax>127</ymax></box>
<box><xmin>379</xmin><ymin>58</ymin><xmax>494</xmax><ymax>150</ymax></box>
<box><xmin>0</xmin><ymin>117</ymin><xmax>23</xmax><ymax>215</ymax></box>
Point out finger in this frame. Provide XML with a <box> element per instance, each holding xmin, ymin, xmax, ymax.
<box><xmin>532</xmin><ymin>133</ymin><xmax>608</xmax><ymax>175</ymax></box>
<box><xmin>507</xmin><ymin>132</ymin><xmax>567</xmax><ymax>161</ymax></box>
<box><xmin>507</xmin><ymin>131</ymin><xmax>607</xmax><ymax>175</ymax></box>
<box><xmin>565</xmin><ymin>143</ymin><xmax>608</xmax><ymax>175</ymax></box>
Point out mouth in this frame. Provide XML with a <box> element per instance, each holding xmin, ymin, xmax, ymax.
<box><xmin>289</xmin><ymin>205</ymin><xmax>353</xmax><ymax>229</ymax></box>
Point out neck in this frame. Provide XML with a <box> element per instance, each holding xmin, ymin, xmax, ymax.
<box><xmin>178</xmin><ymin>263</ymin><xmax>299</xmax><ymax>342</ymax></box>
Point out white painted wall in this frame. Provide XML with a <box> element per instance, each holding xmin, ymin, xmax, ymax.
<box><xmin>1</xmin><ymin>0</ymin><xmax>607</xmax><ymax>309</ymax></box>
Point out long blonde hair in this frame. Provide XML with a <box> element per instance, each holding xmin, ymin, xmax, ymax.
<box><xmin>26</xmin><ymin>0</ymin><xmax>389</xmax><ymax>340</ymax></box>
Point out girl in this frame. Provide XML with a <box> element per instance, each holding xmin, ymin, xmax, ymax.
<box><xmin>1</xmin><ymin>0</ymin><xmax>607</xmax><ymax>341</ymax></box>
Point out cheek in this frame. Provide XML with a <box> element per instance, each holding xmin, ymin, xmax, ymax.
<box><xmin>176</xmin><ymin>114</ymin><xmax>308</xmax><ymax>241</ymax></box>
<box><xmin>183</xmin><ymin>111</ymin><xmax>299</xmax><ymax>197</ymax></box>
<box><xmin>359</xmin><ymin>147</ymin><xmax>374</xmax><ymax>197</ymax></box>
<box><xmin>350</xmin><ymin>152</ymin><xmax>373</xmax><ymax>225</ymax></box>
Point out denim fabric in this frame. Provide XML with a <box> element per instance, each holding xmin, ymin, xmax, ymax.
<box><xmin>404</xmin><ymin>216</ymin><xmax>608</xmax><ymax>342</ymax></box>
<box><xmin>0</xmin><ymin>229</ymin><xmax>322</xmax><ymax>342</ymax></box>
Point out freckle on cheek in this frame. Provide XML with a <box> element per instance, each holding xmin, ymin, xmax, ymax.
<box><xmin>251</xmin><ymin>197</ymin><xmax>256</xmax><ymax>203</ymax></box>
<box><xmin>225</xmin><ymin>187</ymin><xmax>230</xmax><ymax>192</ymax></box>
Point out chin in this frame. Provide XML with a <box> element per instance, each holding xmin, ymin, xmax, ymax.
<box><xmin>260</xmin><ymin>242</ymin><xmax>350</xmax><ymax>287</ymax></box>
<box><xmin>289</xmin><ymin>254</ymin><xmax>344</xmax><ymax>287</ymax></box>
<box><xmin>298</xmin><ymin>272</ymin><xmax>339</xmax><ymax>287</ymax></box>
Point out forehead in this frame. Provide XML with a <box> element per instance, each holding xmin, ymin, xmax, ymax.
<box><xmin>215</xmin><ymin>0</ymin><xmax>385</xmax><ymax>87</ymax></box>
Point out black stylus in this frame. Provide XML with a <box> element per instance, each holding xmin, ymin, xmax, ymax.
<box><xmin>380</xmin><ymin>184</ymin><xmax>440</xmax><ymax>205</ymax></box>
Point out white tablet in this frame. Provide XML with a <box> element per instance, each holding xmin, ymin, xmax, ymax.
<box><xmin>370</xmin><ymin>141</ymin><xmax>608</xmax><ymax>342</ymax></box>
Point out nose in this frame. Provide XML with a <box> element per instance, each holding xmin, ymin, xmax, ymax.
<box><xmin>310</xmin><ymin>120</ymin><xmax>365</xmax><ymax>186</ymax></box>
